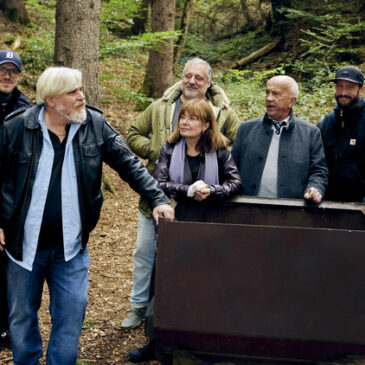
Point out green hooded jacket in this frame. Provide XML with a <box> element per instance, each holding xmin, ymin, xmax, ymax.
<box><xmin>127</xmin><ymin>81</ymin><xmax>240</xmax><ymax>217</ymax></box>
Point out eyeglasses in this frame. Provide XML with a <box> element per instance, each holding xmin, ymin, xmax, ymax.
<box><xmin>0</xmin><ymin>66</ymin><xmax>20</xmax><ymax>78</ymax></box>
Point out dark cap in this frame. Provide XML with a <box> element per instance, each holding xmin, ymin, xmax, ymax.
<box><xmin>332</xmin><ymin>66</ymin><xmax>364</xmax><ymax>86</ymax></box>
<box><xmin>0</xmin><ymin>50</ymin><xmax>22</xmax><ymax>71</ymax></box>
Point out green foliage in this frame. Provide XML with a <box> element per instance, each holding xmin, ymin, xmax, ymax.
<box><xmin>218</xmin><ymin>68</ymin><xmax>282</xmax><ymax>121</ymax></box>
<box><xmin>13</xmin><ymin>0</ymin><xmax>56</xmax><ymax>86</ymax></box>
<box><xmin>218</xmin><ymin>67</ymin><xmax>334</xmax><ymax>124</ymax></box>
<box><xmin>22</xmin><ymin>31</ymin><xmax>54</xmax><ymax>75</ymax></box>
<box><xmin>82</xmin><ymin>319</ymin><xmax>95</xmax><ymax>329</ymax></box>
<box><xmin>101</xmin><ymin>0</ymin><xmax>143</xmax><ymax>34</ymax></box>
<box><xmin>100</xmin><ymin>30</ymin><xmax>181</xmax><ymax>57</ymax></box>
<box><xmin>295</xmin><ymin>81</ymin><xmax>334</xmax><ymax>123</ymax></box>
<box><xmin>180</xmin><ymin>29</ymin><xmax>272</xmax><ymax>66</ymax></box>
<box><xmin>218</xmin><ymin>32</ymin><xmax>272</xmax><ymax>61</ymax></box>
<box><xmin>25</xmin><ymin>0</ymin><xmax>56</xmax><ymax>24</ymax></box>
<box><xmin>103</xmin><ymin>174</ymin><xmax>115</xmax><ymax>194</ymax></box>
<box><xmin>284</xmin><ymin>2</ymin><xmax>364</xmax><ymax>68</ymax></box>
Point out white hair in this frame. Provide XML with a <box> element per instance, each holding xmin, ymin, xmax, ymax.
<box><xmin>182</xmin><ymin>58</ymin><xmax>212</xmax><ymax>82</ymax></box>
<box><xmin>36</xmin><ymin>66</ymin><xmax>83</xmax><ymax>105</ymax></box>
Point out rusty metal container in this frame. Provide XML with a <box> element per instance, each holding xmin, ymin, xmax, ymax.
<box><xmin>153</xmin><ymin>197</ymin><xmax>365</xmax><ymax>362</ymax></box>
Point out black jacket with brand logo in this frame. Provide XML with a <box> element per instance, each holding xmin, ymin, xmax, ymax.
<box><xmin>317</xmin><ymin>97</ymin><xmax>365</xmax><ymax>202</ymax></box>
<box><xmin>0</xmin><ymin>104</ymin><xmax>169</xmax><ymax>261</ymax></box>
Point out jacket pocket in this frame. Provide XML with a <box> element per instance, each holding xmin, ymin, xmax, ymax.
<box><xmin>81</xmin><ymin>139</ymin><xmax>104</xmax><ymax>157</ymax></box>
<box><xmin>14</xmin><ymin>151</ymin><xmax>32</xmax><ymax>164</ymax></box>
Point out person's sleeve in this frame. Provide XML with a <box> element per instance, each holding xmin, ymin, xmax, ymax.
<box><xmin>209</xmin><ymin>149</ymin><xmax>243</xmax><ymax>198</ymax></box>
<box><xmin>103</xmin><ymin>119</ymin><xmax>170</xmax><ymax>209</ymax></box>
<box><xmin>231</xmin><ymin>123</ymin><xmax>243</xmax><ymax>169</ymax></box>
<box><xmin>153</xmin><ymin>144</ymin><xmax>189</xmax><ymax>198</ymax></box>
<box><xmin>305</xmin><ymin>127</ymin><xmax>328</xmax><ymax>197</ymax></box>
<box><xmin>222</xmin><ymin>108</ymin><xmax>240</xmax><ymax>147</ymax></box>
<box><xmin>126</xmin><ymin>104</ymin><xmax>153</xmax><ymax>158</ymax></box>
<box><xmin>0</xmin><ymin>126</ymin><xmax>7</xmax><ymax>227</ymax></box>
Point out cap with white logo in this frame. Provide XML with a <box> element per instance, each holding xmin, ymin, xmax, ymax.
<box><xmin>0</xmin><ymin>50</ymin><xmax>22</xmax><ymax>71</ymax></box>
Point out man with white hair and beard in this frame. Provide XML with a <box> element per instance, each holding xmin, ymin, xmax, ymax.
<box><xmin>0</xmin><ymin>66</ymin><xmax>174</xmax><ymax>365</ymax></box>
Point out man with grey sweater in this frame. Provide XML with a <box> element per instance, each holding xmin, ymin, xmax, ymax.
<box><xmin>232</xmin><ymin>75</ymin><xmax>328</xmax><ymax>202</ymax></box>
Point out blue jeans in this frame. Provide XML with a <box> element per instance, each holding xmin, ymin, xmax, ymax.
<box><xmin>6</xmin><ymin>248</ymin><xmax>89</xmax><ymax>365</ymax></box>
<box><xmin>130</xmin><ymin>212</ymin><xmax>156</xmax><ymax>308</ymax></box>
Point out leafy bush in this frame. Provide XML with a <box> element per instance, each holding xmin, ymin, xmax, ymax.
<box><xmin>216</xmin><ymin>68</ymin><xmax>334</xmax><ymax>124</ymax></box>
<box><xmin>100</xmin><ymin>30</ymin><xmax>180</xmax><ymax>58</ymax></box>
<box><xmin>100</xmin><ymin>0</ymin><xmax>143</xmax><ymax>34</ymax></box>
<box><xmin>283</xmin><ymin>2</ymin><xmax>365</xmax><ymax>73</ymax></box>
<box><xmin>22</xmin><ymin>32</ymin><xmax>54</xmax><ymax>75</ymax></box>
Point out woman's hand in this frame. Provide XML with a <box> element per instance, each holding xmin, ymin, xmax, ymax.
<box><xmin>195</xmin><ymin>186</ymin><xmax>211</xmax><ymax>201</ymax></box>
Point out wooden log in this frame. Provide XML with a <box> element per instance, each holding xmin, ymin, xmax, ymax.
<box><xmin>231</xmin><ymin>38</ymin><xmax>280</xmax><ymax>69</ymax></box>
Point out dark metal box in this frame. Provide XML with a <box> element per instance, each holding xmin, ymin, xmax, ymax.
<box><xmin>154</xmin><ymin>197</ymin><xmax>365</xmax><ymax>361</ymax></box>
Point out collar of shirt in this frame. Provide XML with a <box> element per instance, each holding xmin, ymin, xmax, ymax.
<box><xmin>271</xmin><ymin>115</ymin><xmax>290</xmax><ymax>133</ymax></box>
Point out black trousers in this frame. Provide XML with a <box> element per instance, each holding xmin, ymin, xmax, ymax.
<box><xmin>0</xmin><ymin>252</ymin><xmax>9</xmax><ymax>333</ymax></box>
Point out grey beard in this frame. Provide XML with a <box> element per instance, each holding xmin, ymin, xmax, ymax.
<box><xmin>66</xmin><ymin>108</ymin><xmax>87</xmax><ymax>124</ymax></box>
<box><xmin>55</xmin><ymin>105</ymin><xmax>86</xmax><ymax>124</ymax></box>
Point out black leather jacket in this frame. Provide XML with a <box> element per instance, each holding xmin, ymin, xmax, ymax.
<box><xmin>153</xmin><ymin>142</ymin><xmax>243</xmax><ymax>199</ymax></box>
<box><xmin>0</xmin><ymin>87</ymin><xmax>32</xmax><ymax>126</ymax></box>
<box><xmin>0</xmin><ymin>104</ymin><xmax>170</xmax><ymax>261</ymax></box>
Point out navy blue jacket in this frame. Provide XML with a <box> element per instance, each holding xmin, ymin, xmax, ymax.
<box><xmin>317</xmin><ymin>98</ymin><xmax>365</xmax><ymax>202</ymax></box>
<box><xmin>232</xmin><ymin>112</ymin><xmax>328</xmax><ymax>199</ymax></box>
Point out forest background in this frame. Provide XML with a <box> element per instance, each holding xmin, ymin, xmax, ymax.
<box><xmin>0</xmin><ymin>0</ymin><xmax>365</xmax><ymax>364</ymax></box>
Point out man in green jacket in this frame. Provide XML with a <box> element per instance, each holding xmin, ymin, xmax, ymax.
<box><xmin>123</xmin><ymin>57</ymin><xmax>240</xmax><ymax>330</ymax></box>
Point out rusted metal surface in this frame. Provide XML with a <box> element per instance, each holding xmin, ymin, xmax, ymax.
<box><xmin>154</xmin><ymin>197</ymin><xmax>365</xmax><ymax>361</ymax></box>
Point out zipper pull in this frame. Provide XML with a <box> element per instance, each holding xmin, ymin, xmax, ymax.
<box><xmin>340</xmin><ymin>109</ymin><xmax>344</xmax><ymax>128</ymax></box>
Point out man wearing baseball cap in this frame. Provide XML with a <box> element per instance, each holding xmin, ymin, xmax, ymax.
<box><xmin>317</xmin><ymin>66</ymin><xmax>365</xmax><ymax>202</ymax></box>
<box><xmin>0</xmin><ymin>50</ymin><xmax>32</xmax><ymax>350</ymax></box>
<box><xmin>0</xmin><ymin>49</ymin><xmax>32</xmax><ymax>125</ymax></box>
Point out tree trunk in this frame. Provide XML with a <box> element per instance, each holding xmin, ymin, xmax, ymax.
<box><xmin>173</xmin><ymin>0</ymin><xmax>195</xmax><ymax>69</ymax></box>
<box><xmin>54</xmin><ymin>0</ymin><xmax>101</xmax><ymax>107</ymax></box>
<box><xmin>132</xmin><ymin>0</ymin><xmax>150</xmax><ymax>35</ymax></box>
<box><xmin>270</xmin><ymin>0</ymin><xmax>291</xmax><ymax>49</ymax></box>
<box><xmin>0</xmin><ymin>0</ymin><xmax>28</xmax><ymax>24</ymax></box>
<box><xmin>231</xmin><ymin>38</ymin><xmax>280</xmax><ymax>69</ymax></box>
<box><xmin>140</xmin><ymin>0</ymin><xmax>176</xmax><ymax>98</ymax></box>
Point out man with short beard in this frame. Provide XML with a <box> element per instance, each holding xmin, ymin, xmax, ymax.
<box><xmin>0</xmin><ymin>66</ymin><xmax>174</xmax><ymax>365</ymax></box>
<box><xmin>317</xmin><ymin>66</ymin><xmax>365</xmax><ymax>202</ymax></box>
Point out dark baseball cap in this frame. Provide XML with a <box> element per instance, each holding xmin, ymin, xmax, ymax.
<box><xmin>0</xmin><ymin>50</ymin><xmax>22</xmax><ymax>71</ymax></box>
<box><xmin>332</xmin><ymin>66</ymin><xmax>364</xmax><ymax>86</ymax></box>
